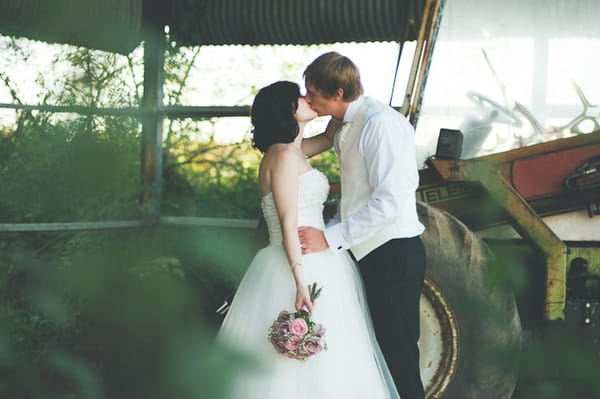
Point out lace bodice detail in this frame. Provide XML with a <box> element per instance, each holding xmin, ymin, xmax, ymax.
<box><xmin>261</xmin><ymin>169</ymin><xmax>330</xmax><ymax>245</ymax></box>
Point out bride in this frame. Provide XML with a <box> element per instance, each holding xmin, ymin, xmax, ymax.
<box><xmin>217</xmin><ymin>81</ymin><xmax>401</xmax><ymax>399</ymax></box>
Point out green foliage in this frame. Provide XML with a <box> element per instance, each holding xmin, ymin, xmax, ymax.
<box><xmin>162</xmin><ymin>121</ymin><xmax>263</xmax><ymax>218</ymax></box>
<box><xmin>0</xmin><ymin>114</ymin><xmax>141</xmax><ymax>223</ymax></box>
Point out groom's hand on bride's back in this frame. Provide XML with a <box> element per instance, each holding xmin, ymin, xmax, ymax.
<box><xmin>298</xmin><ymin>226</ymin><xmax>329</xmax><ymax>254</ymax></box>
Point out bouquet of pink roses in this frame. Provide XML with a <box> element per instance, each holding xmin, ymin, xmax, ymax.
<box><xmin>267</xmin><ymin>282</ymin><xmax>326</xmax><ymax>361</ymax></box>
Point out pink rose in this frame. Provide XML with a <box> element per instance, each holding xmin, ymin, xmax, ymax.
<box><xmin>303</xmin><ymin>336</ymin><xmax>323</xmax><ymax>355</ymax></box>
<box><xmin>288</xmin><ymin>318</ymin><xmax>308</xmax><ymax>336</ymax></box>
<box><xmin>284</xmin><ymin>335</ymin><xmax>301</xmax><ymax>350</ymax></box>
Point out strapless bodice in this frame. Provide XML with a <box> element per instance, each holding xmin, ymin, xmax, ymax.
<box><xmin>261</xmin><ymin>169</ymin><xmax>330</xmax><ymax>245</ymax></box>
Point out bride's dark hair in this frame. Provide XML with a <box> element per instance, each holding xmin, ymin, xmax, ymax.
<box><xmin>251</xmin><ymin>81</ymin><xmax>300</xmax><ymax>153</ymax></box>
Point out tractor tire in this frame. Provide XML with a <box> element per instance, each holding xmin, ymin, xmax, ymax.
<box><xmin>417</xmin><ymin>202</ymin><xmax>522</xmax><ymax>399</ymax></box>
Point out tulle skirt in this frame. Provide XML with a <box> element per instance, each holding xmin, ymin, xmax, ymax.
<box><xmin>217</xmin><ymin>244</ymin><xmax>401</xmax><ymax>399</ymax></box>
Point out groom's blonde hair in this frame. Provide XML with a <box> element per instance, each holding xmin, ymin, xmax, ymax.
<box><xmin>303</xmin><ymin>52</ymin><xmax>363</xmax><ymax>101</ymax></box>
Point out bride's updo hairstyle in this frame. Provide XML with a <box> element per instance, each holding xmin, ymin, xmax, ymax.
<box><xmin>251</xmin><ymin>81</ymin><xmax>300</xmax><ymax>153</ymax></box>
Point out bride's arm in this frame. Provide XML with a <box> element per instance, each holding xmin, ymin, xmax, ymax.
<box><xmin>270</xmin><ymin>147</ymin><xmax>314</xmax><ymax>313</ymax></box>
<box><xmin>301</xmin><ymin>117</ymin><xmax>342</xmax><ymax>158</ymax></box>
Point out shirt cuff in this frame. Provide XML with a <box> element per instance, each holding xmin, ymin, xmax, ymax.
<box><xmin>324</xmin><ymin>223</ymin><xmax>348</xmax><ymax>253</ymax></box>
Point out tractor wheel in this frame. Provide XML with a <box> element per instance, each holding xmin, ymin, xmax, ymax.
<box><xmin>417</xmin><ymin>202</ymin><xmax>522</xmax><ymax>398</ymax></box>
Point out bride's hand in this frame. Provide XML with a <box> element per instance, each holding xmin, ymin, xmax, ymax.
<box><xmin>295</xmin><ymin>285</ymin><xmax>314</xmax><ymax>314</ymax></box>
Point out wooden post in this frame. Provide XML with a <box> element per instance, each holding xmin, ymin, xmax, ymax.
<box><xmin>141</xmin><ymin>25</ymin><xmax>165</xmax><ymax>224</ymax></box>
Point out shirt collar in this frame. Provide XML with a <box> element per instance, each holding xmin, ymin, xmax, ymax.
<box><xmin>342</xmin><ymin>96</ymin><xmax>365</xmax><ymax>124</ymax></box>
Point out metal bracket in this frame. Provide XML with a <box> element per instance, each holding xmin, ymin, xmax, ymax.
<box><xmin>430</xmin><ymin>158</ymin><xmax>568</xmax><ymax>320</ymax></box>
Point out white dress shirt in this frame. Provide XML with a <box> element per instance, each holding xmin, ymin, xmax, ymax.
<box><xmin>324</xmin><ymin>96</ymin><xmax>424</xmax><ymax>256</ymax></box>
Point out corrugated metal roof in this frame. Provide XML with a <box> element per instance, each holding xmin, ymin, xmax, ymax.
<box><xmin>0</xmin><ymin>0</ymin><xmax>143</xmax><ymax>53</ymax></box>
<box><xmin>168</xmin><ymin>0</ymin><xmax>422</xmax><ymax>46</ymax></box>
<box><xmin>0</xmin><ymin>0</ymin><xmax>423</xmax><ymax>53</ymax></box>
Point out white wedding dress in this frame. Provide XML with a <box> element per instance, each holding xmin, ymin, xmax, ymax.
<box><xmin>217</xmin><ymin>168</ymin><xmax>401</xmax><ymax>399</ymax></box>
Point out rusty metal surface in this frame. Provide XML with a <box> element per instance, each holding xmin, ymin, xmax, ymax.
<box><xmin>421</xmin><ymin>277</ymin><xmax>459</xmax><ymax>398</ymax></box>
<box><xmin>479</xmin><ymin>130</ymin><xmax>600</xmax><ymax>166</ymax></box>
<box><xmin>419</xmin><ymin>131</ymin><xmax>600</xmax><ymax>227</ymax></box>
<box><xmin>430</xmin><ymin>158</ymin><xmax>568</xmax><ymax>320</ymax></box>
<box><xmin>512</xmin><ymin>145</ymin><xmax>600</xmax><ymax>201</ymax></box>
<box><xmin>405</xmin><ymin>0</ymin><xmax>444</xmax><ymax>126</ymax></box>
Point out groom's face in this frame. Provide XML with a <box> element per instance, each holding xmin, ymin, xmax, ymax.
<box><xmin>304</xmin><ymin>83</ymin><xmax>337</xmax><ymax>117</ymax></box>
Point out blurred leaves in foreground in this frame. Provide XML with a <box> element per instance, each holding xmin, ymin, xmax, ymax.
<box><xmin>0</xmin><ymin>226</ymin><xmax>259</xmax><ymax>399</ymax></box>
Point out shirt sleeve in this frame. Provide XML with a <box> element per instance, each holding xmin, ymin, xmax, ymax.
<box><xmin>324</xmin><ymin>113</ymin><xmax>419</xmax><ymax>252</ymax></box>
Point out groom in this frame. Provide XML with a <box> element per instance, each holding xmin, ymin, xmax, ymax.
<box><xmin>299</xmin><ymin>52</ymin><xmax>427</xmax><ymax>399</ymax></box>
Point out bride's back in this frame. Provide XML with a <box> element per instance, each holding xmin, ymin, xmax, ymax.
<box><xmin>261</xmin><ymin>168</ymin><xmax>329</xmax><ymax>245</ymax></box>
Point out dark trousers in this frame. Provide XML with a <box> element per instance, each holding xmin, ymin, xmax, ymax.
<box><xmin>357</xmin><ymin>236</ymin><xmax>426</xmax><ymax>399</ymax></box>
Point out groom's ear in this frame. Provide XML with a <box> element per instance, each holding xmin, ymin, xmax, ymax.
<box><xmin>334</xmin><ymin>88</ymin><xmax>344</xmax><ymax>101</ymax></box>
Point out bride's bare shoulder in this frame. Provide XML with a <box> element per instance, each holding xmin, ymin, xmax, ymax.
<box><xmin>264</xmin><ymin>143</ymin><xmax>302</xmax><ymax>165</ymax></box>
<box><xmin>259</xmin><ymin>144</ymin><xmax>302</xmax><ymax>192</ymax></box>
